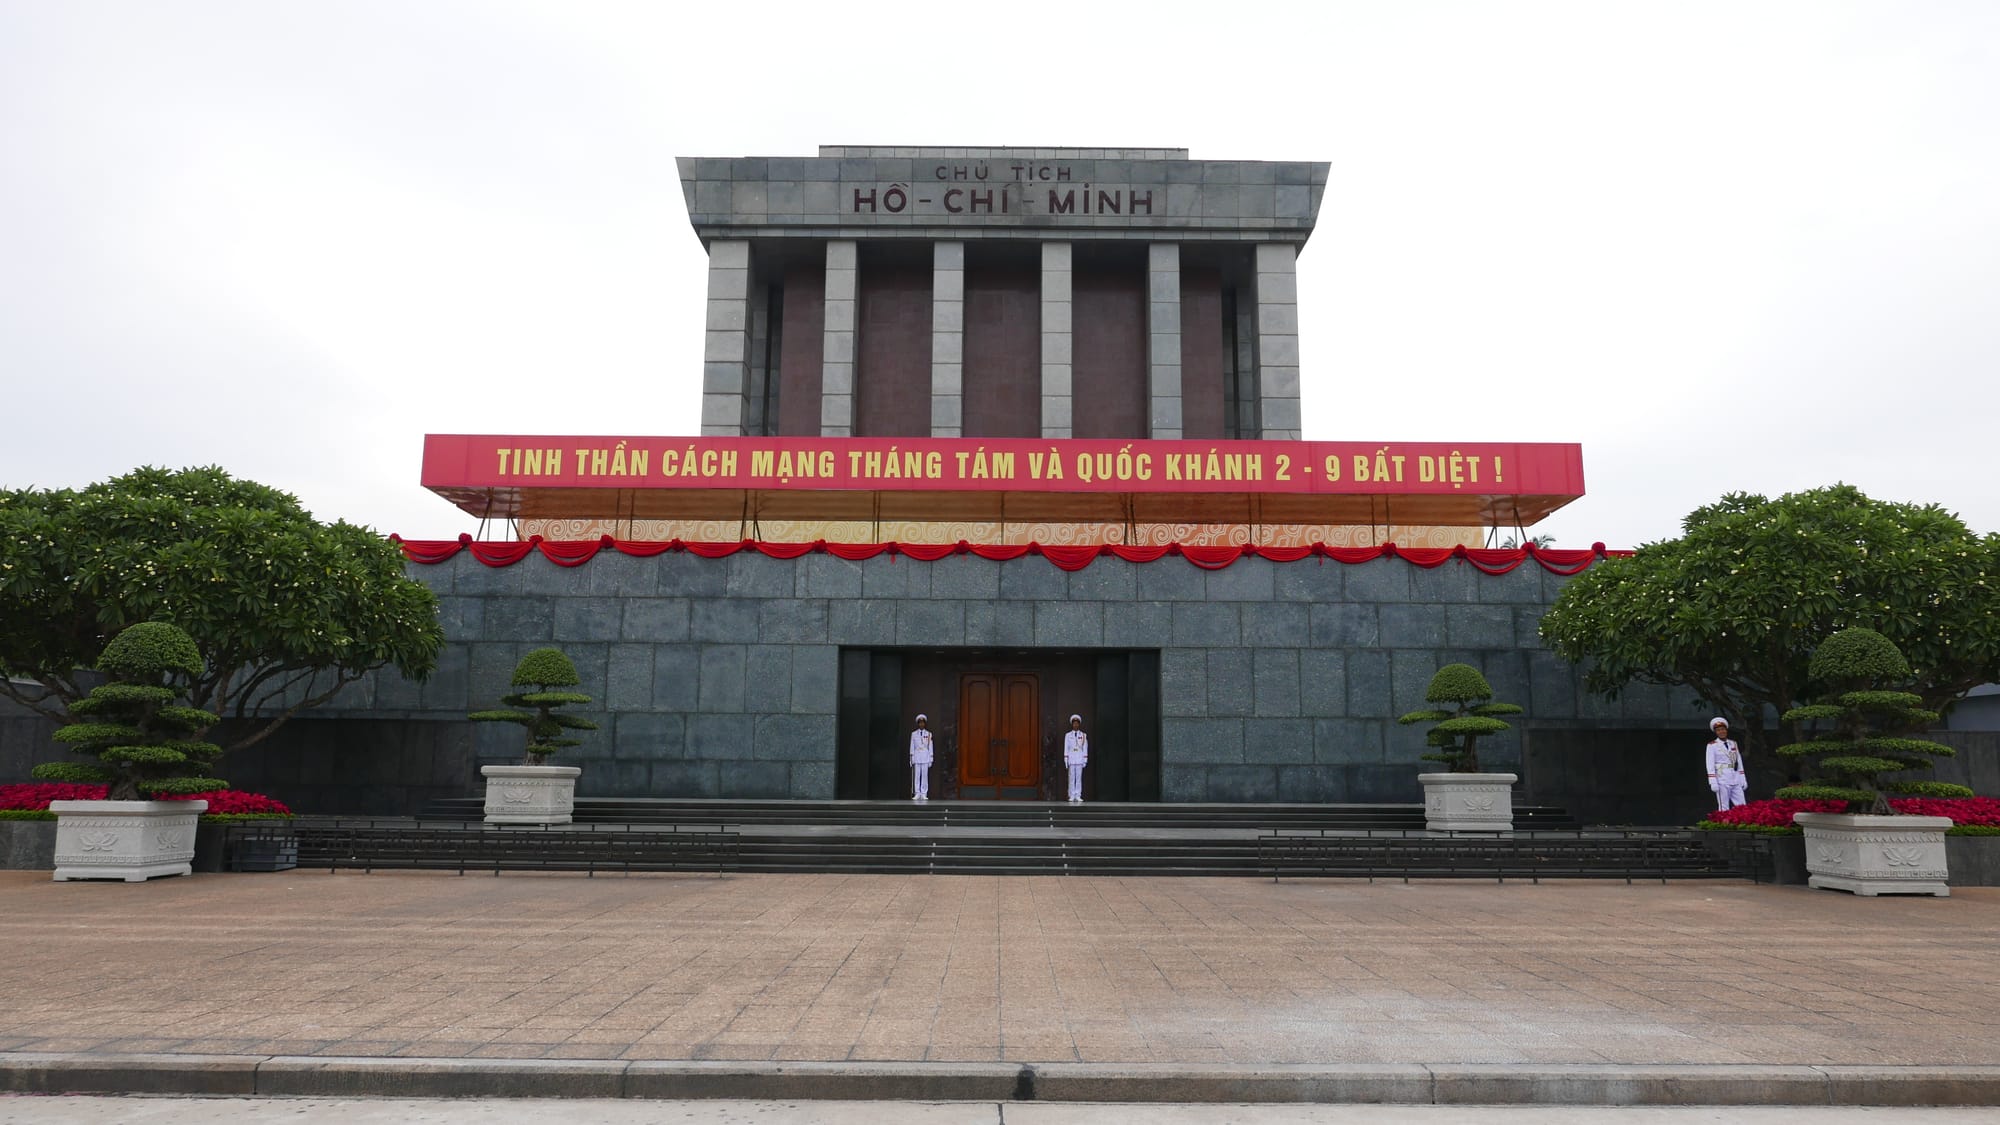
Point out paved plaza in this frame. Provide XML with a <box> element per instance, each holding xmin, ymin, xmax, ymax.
<box><xmin>0</xmin><ymin>870</ymin><xmax>1995</xmax><ymax>1071</ymax></box>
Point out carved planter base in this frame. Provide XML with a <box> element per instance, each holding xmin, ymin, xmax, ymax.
<box><xmin>1794</xmin><ymin>812</ymin><xmax>1951</xmax><ymax>897</ymax></box>
<box><xmin>1418</xmin><ymin>773</ymin><xmax>1517</xmax><ymax>832</ymax></box>
<box><xmin>49</xmin><ymin>800</ymin><xmax>208</xmax><ymax>882</ymax></box>
<box><xmin>481</xmin><ymin>765</ymin><xmax>581</xmax><ymax>825</ymax></box>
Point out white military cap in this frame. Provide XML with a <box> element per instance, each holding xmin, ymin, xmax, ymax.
<box><xmin>1710</xmin><ymin>717</ymin><xmax>1729</xmax><ymax>729</ymax></box>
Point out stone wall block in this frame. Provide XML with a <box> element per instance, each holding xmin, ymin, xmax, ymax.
<box><xmin>484</xmin><ymin>598</ymin><xmax>554</xmax><ymax>643</ymax></box>
<box><xmin>657</xmin><ymin>558</ymin><xmax>729</xmax><ymax>598</ymax></box>
<box><xmin>1135</xmin><ymin>560</ymin><xmax>1207</xmax><ymax>601</ymax></box>
<box><xmin>802</xmin><ymin>554</ymin><xmax>864</xmax><ymax>599</ymax></box>
<box><xmin>1379</xmin><ymin>604</ymin><xmax>1447</xmax><ymax>648</ymax></box>
<box><xmin>434</xmin><ymin>595</ymin><xmax>485</xmax><ymax>641</ymax></box>
<box><xmin>1244</xmin><ymin>718</ymin><xmax>1314</xmax><ymax>763</ymax></box>
<box><xmin>552</xmin><ymin>597</ymin><xmax>623</xmax><ymax>641</ymax></box>
<box><xmin>1300</xmin><ymin>650</ymin><xmax>1346</xmax><ymax>717</ymax></box>
<box><xmin>1447</xmin><ymin>604</ymin><xmax>1517</xmax><ymax>649</ymax></box>
<box><xmin>1273</xmin><ymin>564</ymin><xmax>1339</xmax><ymax>601</ymax></box>
<box><xmin>726</xmin><ymin>552</ymin><xmax>798</xmax><ymax>598</ymax></box>
<box><xmin>1033</xmin><ymin>602</ymin><xmax>1104</xmax><ymax>647</ymax></box>
<box><xmin>1067</xmin><ymin>560</ymin><xmax>1137</xmax><ymax>602</ymax></box>
<box><xmin>759</xmin><ymin>600</ymin><xmax>829</xmax><ymax>643</ymax></box>
<box><xmin>1172</xmin><ymin>603</ymin><xmax>1241</xmax><ymax>646</ymax></box>
<box><xmin>859</xmin><ymin>557</ymin><xmax>913</xmax><ymax>599</ymax></box>
<box><xmin>753</xmin><ymin>714</ymin><xmax>835</xmax><ymax>760</ymax></box>
<box><xmin>1205</xmin><ymin>559</ymin><xmax>1275</xmax><ymax>602</ymax></box>
<box><xmin>651</xmin><ymin>645</ymin><xmax>699</xmax><ymax>711</ymax></box>
<box><xmin>1103</xmin><ymin>602</ymin><xmax>1173</xmax><ymax>648</ymax></box>
<box><xmin>789</xmin><ymin>761</ymin><xmax>835</xmax><ymax>798</ymax></box>
<box><xmin>1166</xmin><ymin>717</ymin><xmax>1245</xmax><ymax>764</ymax></box>
<box><xmin>931</xmin><ymin>555</ymin><xmax>1001</xmax><ymax>599</ymax></box>
<box><xmin>1314</xmin><ymin>718</ymin><xmax>1387</xmax><ymax>764</ymax></box>
<box><xmin>650</xmin><ymin>761</ymin><xmax>719</xmax><ymax>797</ymax></box>
<box><xmin>1343</xmin><ymin>561</ymin><xmax>1410</xmax><ymax>602</ymax></box>
<box><xmin>692</xmin><ymin>599</ymin><xmax>761</xmax><ymax>643</ymax></box>
<box><xmin>1206</xmin><ymin>650</ymin><xmax>1254</xmax><ymax>717</ymax></box>
<box><xmin>697</xmin><ymin>644</ymin><xmax>747</xmax><ymax>711</ymax></box>
<box><xmin>999</xmin><ymin>559</ymin><xmax>1070</xmax><ymax>600</ymax></box>
<box><xmin>1409</xmin><ymin>562</ymin><xmax>1480</xmax><ymax>604</ymax></box>
<box><xmin>719</xmin><ymin>761</ymin><xmax>790</xmax><ymax>798</ymax></box>
<box><xmin>1241</xmin><ymin>603</ymin><xmax>1308</xmax><ymax>647</ymax></box>
<box><xmin>1205</xmin><ymin>765</ymin><xmax>1277</xmax><ymax>802</ymax></box>
<box><xmin>791</xmin><ymin>646</ymin><xmax>838</xmax><ymax>713</ymax></box>
<box><xmin>688</xmin><ymin>714</ymin><xmax>754</xmax><ymax>760</ymax></box>
<box><xmin>1391</xmin><ymin>650</ymin><xmax>1445</xmax><ymax>714</ymax></box>
<box><xmin>1252</xmin><ymin>649</ymin><xmax>1301</xmax><ymax>717</ymax></box>
<box><xmin>613</xmin><ymin>712</ymin><xmax>685</xmax><ymax>759</ymax></box>
<box><xmin>622</xmin><ymin>598</ymin><xmax>691</xmax><ymax>643</ymax></box>
<box><xmin>828</xmin><ymin>600</ymin><xmax>898</xmax><ymax>646</ymax></box>
<box><xmin>605</xmin><ymin>644</ymin><xmax>654</xmax><ymax>711</ymax></box>
<box><xmin>583</xmin><ymin>552</ymin><xmax>656</xmax><ymax>597</ymax></box>
<box><xmin>897</xmin><ymin>600</ymin><xmax>967</xmax><ymax>646</ymax></box>
<box><xmin>744</xmin><ymin>646</ymin><xmax>793</xmax><ymax>712</ymax></box>
<box><xmin>1346</xmin><ymin>650</ymin><xmax>1392</xmax><ymax>717</ymax></box>
<box><xmin>1161</xmin><ymin>650</ymin><xmax>1207</xmax><ymax>717</ymax></box>
<box><xmin>1479</xmin><ymin>567</ymin><xmax>1548</xmax><ymax>604</ymax></box>
<box><xmin>1309</xmin><ymin>604</ymin><xmax>1379</xmax><ymax>648</ymax></box>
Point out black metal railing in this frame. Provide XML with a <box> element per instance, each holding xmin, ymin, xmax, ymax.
<box><xmin>265</xmin><ymin>818</ymin><xmax>740</xmax><ymax>876</ymax></box>
<box><xmin>1256</xmin><ymin>827</ymin><xmax>1746</xmax><ymax>883</ymax></box>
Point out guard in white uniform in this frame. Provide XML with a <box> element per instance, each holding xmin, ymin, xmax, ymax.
<box><xmin>1063</xmin><ymin>714</ymin><xmax>1088</xmax><ymax>803</ymax></box>
<box><xmin>909</xmin><ymin>714</ymin><xmax>934</xmax><ymax>802</ymax></box>
<box><xmin>1705</xmin><ymin>717</ymin><xmax>1747</xmax><ymax>810</ymax></box>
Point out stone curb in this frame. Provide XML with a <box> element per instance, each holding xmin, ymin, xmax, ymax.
<box><xmin>1</xmin><ymin>1054</ymin><xmax>1999</xmax><ymax>1105</ymax></box>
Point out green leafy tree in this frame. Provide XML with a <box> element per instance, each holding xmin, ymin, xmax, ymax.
<box><xmin>1776</xmin><ymin>628</ymin><xmax>1971</xmax><ymax>814</ymax></box>
<box><xmin>1397</xmin><ymin>663</ymin><xmax>1523</xmax><ymax>773</ymax></box>
<box><xmin>1539</xmin><ymin>485</ymin><xmax>2000</xmax><ymax>764</ymax></box>
<box><xmin>470</xmin><ymin>647</ymin><xmax>599</xmax><ymax>764</ymax></box>
<box><xmin>0</xmin><ymin>466</ymin><xmax>444</xmax><ymax>752</ymax></box>
<box><xmin>34</xmin><ymin>622</ymin><xmax>227</xmax><ymax>801</ymax></box>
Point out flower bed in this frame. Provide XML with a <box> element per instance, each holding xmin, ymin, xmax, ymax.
<box><xmin>0</xmin><ymin>783</ymin><xmax>291</xmax><ymax>821</ymax></box>
<box><xmin>1698</xmin><ymin>796</ymin><xmax>2000</xmax><ymax>834</ymax></box>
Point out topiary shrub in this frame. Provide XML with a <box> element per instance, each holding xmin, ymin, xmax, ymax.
<box><xmin>1397</xmin><ymin>663</ymin><xmax>1523</xmax><ymax>773</ymax></box>
<box><xmin>31</xmin><ymin>621</ymin><xmax>227</xmax><ymax>801</ymax></box>
<box><xmin>1775</xmin><ymin>627</ymin><xmax>1972</xmax><ymax>814</ymax></box>
<box><xmin>470</xmin><ymin>646</ymin><xmax>599</xmax><ymax>765</ymax></box>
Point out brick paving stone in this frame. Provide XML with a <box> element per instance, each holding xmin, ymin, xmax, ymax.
<box><xmin>3</xmin><ymin>872</ymin><xmax>2000</xmax><ymax>1067</ymax></box>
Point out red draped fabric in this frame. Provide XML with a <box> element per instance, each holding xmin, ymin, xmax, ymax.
<box><xmin>390</xmin><ymin>535</ymin><xmax>1627</xmax><ymax>574</ymax></box>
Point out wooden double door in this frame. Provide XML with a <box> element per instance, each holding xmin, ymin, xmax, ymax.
<box><xmin>957</xmin><ymin>673</ymin><xmax>1041</xmax><ymax>799</ymax></box>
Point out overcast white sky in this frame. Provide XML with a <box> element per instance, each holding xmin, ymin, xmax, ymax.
<box><xmin>3</xmin><ymin>1</ymin><xmax>1995</xmax><ymax>548</ymax></box>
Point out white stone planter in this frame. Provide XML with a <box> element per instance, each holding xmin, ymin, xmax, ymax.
<box><xmin>48</xmin><ymin>800</ymin><xmax>207</xmax><ymax>882</ymax></box>
<box><xmin>482</xmin><ymin>765</ymin><xmax>581</xmax><ymax>825</ymax></box>
<box><xmin>1418</xmin><ymin>772</ymin><xmax>1517</xmax><ymax>832</ymax></box>
<box><xmin>1794</xmin><ymin>811</ymin><xmax>1952</xmax><ymax>897</ymax></box>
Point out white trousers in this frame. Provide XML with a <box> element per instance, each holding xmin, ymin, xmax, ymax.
<box><xmin>911</xmin><ymin>764</ymin><xmax>929</xmax><ymax>800</ymax></box>
<box><xmin>1713</xmin><ymin>782</ymin><xmax>1745</xmax><ymax>810</ymax></box>
<box><xmin>1066</xmin><ymin>764</ymin><xmax>1084</xmax><ymax>802</ymax></box>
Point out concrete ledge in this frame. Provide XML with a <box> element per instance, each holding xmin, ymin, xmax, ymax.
<box><xmin>0</xmin><ymin>1052</ymin><xmax>258</xmax><ymax>1095</ymax></box>
<box><xmin>6</xmin><ymin>1053</ymin><xmax>2000</xmax><ymax>1105</ymax></box>
<box><xmin>254</xmin><ymin>1056</ymin><xmax>626</xmax><ymax>1099</ymax></box>
<box><xmin>1033</xmin><ymin>1062</ymin><xmax>1432</xmax><ymax>1103</ymax></box>
<box><xmin>1429</xmin><ymin>1064</ymin><xmax>1832</xmax><ymax>1105</ymax></box>
<box><xmin>623</xmin><ymin>1060</ymin><xmax>1021</xmax><ymax>1101</ymax></box>
<box><xmin>1819</xmin><ymin>1065</ymin><xmax>2000</xmax><ymax>1106</ymax></box>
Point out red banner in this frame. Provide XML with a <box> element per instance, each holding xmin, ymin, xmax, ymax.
<box><xmin>423</xmin><ymin>435</ymin><xmax>1582</xmax><ymax>497</ymax></box>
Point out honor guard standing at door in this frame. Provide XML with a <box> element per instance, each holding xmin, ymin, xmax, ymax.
<box><xmin>1706</xmin><ymin>717</ymin><xmax>1747</xmax><ymax>811</ymax></box>
<box><xmin>1063</xmin><ymin>714</ymin><xmax>1088</xmax><ymax>803</ymax></box>
<box><xmin>909</xmin><ymin>714</ymin><xmax>933</xmax><ymax>802</ymax></box>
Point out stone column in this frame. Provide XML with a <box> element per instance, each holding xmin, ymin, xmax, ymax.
<box><xmin>931</xmin><ymin>241</ymin><xmax>964</xmax><ymax>437</ymax></box>
<box><xmin>1040</xmin><ymin>242</ymin><xmax>1073</xmax><ymax>438</ymax></box>
<box><xmin>699</xmin><ymin>239</ymin><xmax>752</xmax><ymax>436</ymax></box>
<box><xmin>1147</xmin><ymin>242</ymin><xmax>1183</xmax><ymax>439</ymax></box>
<box><xmin>1253</xmin><ymin>243</ymin><xmax>1302</xmax><ymax>440</ymax></box>
<box><xmin>820</xmin><ymin>240</ymin><xmax>858</xmax><ymax>437</ymax></box>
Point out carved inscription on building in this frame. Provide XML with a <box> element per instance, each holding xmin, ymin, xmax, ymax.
<box><xmin>850</xmin><ymin>163</ymin><xmax>1159</xmax><ymax>218</ymax></box>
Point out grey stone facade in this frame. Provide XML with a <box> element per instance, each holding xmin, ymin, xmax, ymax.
<box><xmin>276</xmin><ymin>550</ymin><xmax>1714</xmax><ymax>807</ymax></box>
